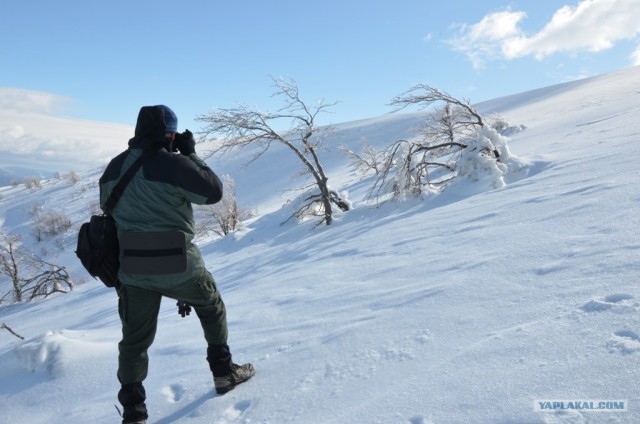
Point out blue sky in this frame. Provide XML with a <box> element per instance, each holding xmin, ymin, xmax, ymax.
<box><xmin>1</xmin><ymin>0</ymin><xmax>639</xmax><ymax>132</ymax></box>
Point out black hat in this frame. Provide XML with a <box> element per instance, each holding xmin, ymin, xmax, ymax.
<box><xmin>157</xmin><ymin>105</ymin><xmax>178</xmax><ymax>133</ymax></box>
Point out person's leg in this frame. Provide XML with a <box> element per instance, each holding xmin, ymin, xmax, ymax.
<box><xmin>117</xmin><ymin>284</ymin><xmax>163</xmax><ymax>383</ymax></box>
<box><xmin>164</xmin><ymin>271</ymin><xmax>229</xmax><ymax>345</ymax></box>
<box><xmin>166</xmin><ymin>271</ymin><xmax>254</xmax><ymax>394</ymax></box>
<box><xmin>118</xmin><ymin>382</ymin><xmax>147</xmax><ymax>424</ymax></box>
<box><xmin>117</xmin><ymin>284</ymin><xmax>162</xmax><ymax>423</ymax></box>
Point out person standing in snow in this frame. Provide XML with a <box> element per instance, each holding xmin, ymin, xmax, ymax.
<box><xmin>99</xmin><ymin>105</ymin><xmax>254</xmax><ymax>424</ymax></box>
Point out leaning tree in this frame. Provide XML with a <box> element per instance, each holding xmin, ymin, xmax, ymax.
<box><xmin>197</xmin><ymin>77</ymin><xmax>348</xmax><ymax>225</ymax></box>
<box><xmin>363</xmin><ymin>84</ymin><xmax>498</xmax><ymax>201</ymax></box>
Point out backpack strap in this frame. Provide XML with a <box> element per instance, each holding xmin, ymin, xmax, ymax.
<box><xmin>104</xmin><ymin>145</ymin><xmax>158</xmax><ymax>214</ymax></box>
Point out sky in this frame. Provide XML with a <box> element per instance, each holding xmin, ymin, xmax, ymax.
<box><xmin>1</xmin><ymin>0</ymin><xmax>640</xmax><ymax>134</ymax></box>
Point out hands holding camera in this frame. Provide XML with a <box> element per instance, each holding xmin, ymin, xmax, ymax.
<box><xmin>173</xmin><ymin>129</ymin><xmax>196</xmax><ymax>156</ymax></box>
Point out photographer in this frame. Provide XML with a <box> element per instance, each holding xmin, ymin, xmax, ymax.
<box><xmin>99</xmin><ymin>105</ymin><xmax>254</xmax><ymax>424</ymax></box>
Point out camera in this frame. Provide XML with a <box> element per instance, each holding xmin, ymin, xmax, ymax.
<box><xmin>172</xmin><ymin>129</ymin><xmax>195</xmax><ymax>155</ymax></box>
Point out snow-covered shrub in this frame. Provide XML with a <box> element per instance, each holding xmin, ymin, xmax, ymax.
<box><xmin>448</xmin><ymin>126</ymin><xmax>527</xmax><ymax>195</ymax></box>
<box><xmin>32</xmin><ymin>210</ymin><xmax>72</xmax><ymax>242</ymax></box>
<box><xmin>284</xmin><ymin>188</ymin><xmax>351</xmax><ymax>224</ymax></box>
<box><xmin>489</xmin><ymin>115</ymin><xmax>527</xmax><ymax>137</ymax></box>
<box><xmin>23</xmin><ymin>177</ymin><xmax>42</xmax><ymax>189</ymax></box>
<box><xmin>363</xmin><ymin>85</ymin><xmax>528</xmax><ymax>204</ymax></box>
<box><xmin>452</xmin><ymin>127</ymin><xmax>507</xmax><ymax>191</ymax></box>
<box><xmin>195</xmin><ymin>175</ymin><xmax>250</xmax><ymax>237</ymax></box>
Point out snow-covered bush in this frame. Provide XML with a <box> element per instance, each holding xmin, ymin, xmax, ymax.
<box><xmin>359</xmin><ymin>85</ymin><xmax>525</xmax><ymax>203</ymax></box>
<box><xmin>195</xmin><ymin>175</ymin><xmax>251</xmax><ymax>237</ymax></box>
<box><xmin>489</xmin><ymin>115</ymin><xmax>527</xmax><ymax>137</ymax></box>
<box><xmin>31</xmin><ymin>210</ymin><xmax>72</xmax><ymax>242</ymax></box>
<box><xmin>23</xmin><ymin>176</ymin><xmax>42</xmax><ymax>189</ymax></box>
<box><xmin>452</xmin><ymin>127</ymin><xmax>507</xmax><ymax>191</ymax></box>
<box><xmin>284</xmin><ymin>188</ymin><xmax>351</xmax><ymax>224</ymax></box>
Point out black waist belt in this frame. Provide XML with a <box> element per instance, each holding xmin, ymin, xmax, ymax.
<box><xmin>123</xmin><ymin>247</ymin><xmax>184</xmax><ymax>258</ymax></box>
<box><xmin>119</xmin><ymin>230</ymin><xmax>188</xmax><ymax>275</ymax></box>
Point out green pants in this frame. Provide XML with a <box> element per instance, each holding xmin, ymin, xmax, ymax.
<box><xmin>116</xmin><ymin>271</ymin><xmax>228</xmax><ymax>385</ymax></box>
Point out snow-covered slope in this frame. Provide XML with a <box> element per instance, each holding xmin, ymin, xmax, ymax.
<box><xmin>0</xmin><ymin>104</ymin><xmax>132</xmax><ymax>185</ymax></box>
<box><xmin>1</xmin><ymin>66</ymin><xmax>639</xmax><ymax>424</ymax></box>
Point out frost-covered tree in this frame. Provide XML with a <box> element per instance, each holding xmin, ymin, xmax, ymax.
<box><xmin>0</xmin><ymin>233</ymin><xmax>73</xmax><ymax>304</ymax></box>
<box><xmin>197</xmin><ymin>77</ymin><xmax>348</xmax><ymax>225</ymax></box>
<box><xmin>362</xmin><ymin>85</ymin><xmax>507</xmax><ymax>202</ymax></box>
<box><xmin>196</xmin><ymin>175</ymin><xmax>248</xmax><ymax>237</ymax></box>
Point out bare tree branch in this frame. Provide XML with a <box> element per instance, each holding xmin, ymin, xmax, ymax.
<box><xmin>389</xmin><ymin>84</ymin><xmax>484</xmax><ymax>128</ymax></box>
<box><xmin>197</xmin><ymin>77</ymin><xmax>345</xmax><ymax>225</ymax></box>
<box><xmin>1</xmin><ymin>323</ymin><xmax>25</xmax><ymax>340</ymax></box>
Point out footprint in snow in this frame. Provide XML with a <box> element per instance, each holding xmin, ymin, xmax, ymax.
<box><xmin>608</xmin><ymin>330</ymin><xmax>640</xmax><ymax>355</ymax></box>
<box><xmin>409</xmin><ymin>415</ymin><xmax>434</xmax><ymax>424</ymax></box>
<box><xmin>542</xmin><ymin>409</ymin><xmax>586</xmax><ymax>424</ymax></box>
<box><xmin>414</xmin><ymin>329</ymin><xmax>433</xmax><ymax>344</ymax></box>
<box><xmin>161</xmin><ymin>383</ymin><xmax>186</xmax><ymax>403</ymax></box>
<box><xmin>580</xmin><ymin>293</ymin><xmax>635</xmax><ymax>313</ymax></box>
<box><xmin>217</xmin><ymin>400</ymin><xmax>251</xmax><ymax>423</ymax></box>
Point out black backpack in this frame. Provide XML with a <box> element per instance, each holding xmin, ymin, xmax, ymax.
<box><xmin>75</xmin><ymin>147</ymin><xmax>155</xmax><ymax>287</ymax></box>
<box><xmin>76</xmin><ymin>214</ymin><xmax>120</xmax><ymax>287</ymax></box>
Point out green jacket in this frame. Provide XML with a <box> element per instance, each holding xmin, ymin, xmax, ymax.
<box><xmin>99</xmin><ymin>106</ymin><xmax>223</xmax><ymax>288</ymax></box>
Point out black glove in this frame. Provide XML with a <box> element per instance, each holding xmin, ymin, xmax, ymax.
<box><xmin>174</xmin><ymin>129</ymin><xmax>196</xmax><ymax>156</ymax></box>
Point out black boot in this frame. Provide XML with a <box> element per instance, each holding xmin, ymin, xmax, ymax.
<box><xmin>207</xmin><ymin>343</ymin><xmax>232</xmax><ymax>375</ymax></box>
<box><xmin>118</xmin><ymin>382</ymin><xmax>148</xmax><ymax>424</ymax></box>
<box><xmin>207</xmin><ymin>344</ymin><xmax>255</xmax><ymax>395</ymax></box>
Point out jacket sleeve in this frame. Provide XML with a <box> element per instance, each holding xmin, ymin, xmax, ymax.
<box><xmin>172</xmin><ymin>153</ymin><xmax>223</xmax><ymax>205</ymax></box>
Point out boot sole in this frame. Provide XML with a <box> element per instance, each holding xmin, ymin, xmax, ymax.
<box><xmin>215</xmin><ymin>370</ymin><xmax>255</xmax><ymax>395</ymax></box>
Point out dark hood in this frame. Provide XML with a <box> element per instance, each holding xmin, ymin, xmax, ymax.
<box><xmin>128</xmin><ymin>105</ymin><xmax>170</xmax><ymax>149</ymax></box>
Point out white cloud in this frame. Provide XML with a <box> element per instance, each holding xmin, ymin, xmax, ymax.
<box><xmin>632</xmin><ymin>44</ymin><xmax>640</xmax><ymax>65</ymax></box>
<box><xmin>447</xmin><ymin>9</ymin><xmax>526</xmax><ymax>68</ymax></box>
<box><xmin>0</xmin><ymin>88</ymin><xmax>72</xmax><ymax>114</ymax></box>
<box><xmin>0</xmin><ymin>88</ymin><xmax>133</xmax><ymax>175</ymax></box>
<box><xmin>448</xmin><ymin>0</ymin><xmax>640</xmax><ymax>67</ymax></box>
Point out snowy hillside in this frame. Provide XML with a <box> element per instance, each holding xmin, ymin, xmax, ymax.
<box><xmin>0</xmin><ymin>102</ymin><xmax>132</xmax><ymax>185</ymax></box>
<box><xmin>1</xmin><ymin>66</ymin><xmax>640</xmax><ymax>424</ymax></box>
